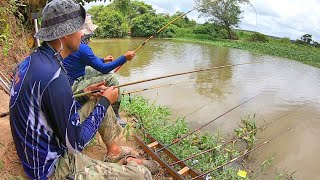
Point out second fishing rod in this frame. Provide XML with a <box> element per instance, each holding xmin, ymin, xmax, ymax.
<box><xmin>113</xmin><ymin>0</ymin><xmax>219</xmax><ymax>73</ymax></box>
<box><xmin>74</xmin><ymin>61</ymin><xmax>261</xmax><ymax>98</ymax></box>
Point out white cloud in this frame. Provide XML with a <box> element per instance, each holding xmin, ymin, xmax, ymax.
<box><xmin>84</xmin><ymin>0</ymin><xmax>320</xmax><ymax>41</ymax></box>
<box><xmin>240</xmin><ymin>0</ymin><xmax>320</xmax><ymax>41</ymax></box>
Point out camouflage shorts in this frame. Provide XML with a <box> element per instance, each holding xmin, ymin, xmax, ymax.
<box><xmin>72</xmin><ymin>67</ymin><xmax>120</xmax><ymax>100</ymax></box>
<box><xmin>79</xmin><ymin>97</ymin><xmax>122</xmax><ymax>144</ymax></box>
<box><xmin>52</xmin><ymin>152</ymin><xmax>152</xmax><ymax>180</ymax></box>
<box><xmin>51</xmin><ymin>98</ymin><xmax>151</xmax><ymax>179</ymax></box>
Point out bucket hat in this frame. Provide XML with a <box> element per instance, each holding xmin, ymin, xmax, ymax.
<box><xmin>83</xmin><ymin>14</ymin><xmax>98</xmax><ymax>35</ymax></box>
<box><xmin>35</xmin><ymin>0</ymin><xmax>86</xmax><ymax>41</ymax></box>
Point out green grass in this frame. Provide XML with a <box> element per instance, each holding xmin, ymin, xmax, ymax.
<box><xmin>121</xmin><ymin>95</ymin><xmax>274</xmax><ymax>179</ymax></box>
<box><xmin>173</xmin><ymin>34</ymin><xmax>320</xmax><ymax>68</ymax></box>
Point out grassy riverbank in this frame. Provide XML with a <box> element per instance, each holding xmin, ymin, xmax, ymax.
<box><xmin>120</xmin><ymin>95</ymin><xmax>277</xmax><ymax>179</ymax></box>
<box><xmin>172</xmin><ymin>34</ymin><xmax>320</xmax><ymax>68</ymax></box>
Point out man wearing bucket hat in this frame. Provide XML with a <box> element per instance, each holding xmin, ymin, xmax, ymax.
<box><xmin>64</xmin><ymin>14</ymin><xmax>130</xmax><ymax>128</ymax></box>
<box><xmin>9</xmin><ymin>0</ymin><xmax>158</xmax><ymax>179</ymax></box>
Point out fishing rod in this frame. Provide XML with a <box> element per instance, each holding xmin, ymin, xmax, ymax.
<box><xmin>170</xmin><ymin>137</ymin><xmax>237</xmax><ymax>166</ymax></box>
<box><xmin>0</xmin><ymin>81</ymin><xmax>192</xmax><ymax>118</ymax></box>
<box><xmin>191</xmin><ymin>120</ymin><xmax>301</xmax><ymax>180</ymax></box>
<box><xmin>0</xmin><ymin>70</ymin><xmax>10</xmax><ymax>85</ymax></box>
<box><xmin>113</xmin><ymin>0</ymin><xmax>219</xmax><ymax>73</ymax></box>
<box><xmin>74</xmin><ymin>61</ymin><xmax>262</xmax><ymax>98</ymax></box>
<box><xmin>183</xmin><ymin>101</ymin><xmax>213</xmax><ymax>118</ymax></box>
<box><xmin>155</xmin><ymin>92</ymin><xmax>262</xmax><ymax>153</ymax></box>
<box><xmin>0</xmin><ymin>76</ymin><xmax>10</xmax><ymax>95</ymax></box>
<box><xmin>121</xmin><ymin>80</ymin><xmax>192</xmax><ymax>96</ymax></box>
<box><xmin>170</xmin><ymin>105</ymin><xmax>306</xmax><ymax>166</ymax></box>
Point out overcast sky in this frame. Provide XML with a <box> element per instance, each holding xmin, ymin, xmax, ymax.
<box><xmin>84</xmin><ymin>0</ymin><xmax>320</xmax><ymax>41</ymax></box>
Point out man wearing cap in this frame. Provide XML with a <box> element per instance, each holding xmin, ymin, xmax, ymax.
<box><xmin>64</xmin><ymin>14</ymin><xmax>130</xmax><ymax>127</ymax></box>
<box><xmin>9</xmin><ymin>0</ymin><xmax>156</xmax><ymax>179</ymax></box>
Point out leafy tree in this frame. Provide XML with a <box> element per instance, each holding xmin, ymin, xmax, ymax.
<box><xmin>193</xmin><ymin>22</ymin><xmax>220</xmax><ymax>36</ymax></box>
<box><xmin>301</xmin><ymin>34</ymin><xmax>312</xmax><ymax>44</ymax></box>
<box><xmin>128</xmin><ymin>1</ymin><xmax>155</xmax><ymax>19</ymax></box>
<box><xmin>195</xmin><ymin>0</ymin><xmax>250</xmax><ymax>39</ymax></box>
<box><xmin>76</xmin><ymin>0</ymin><xmax>111</xmax><ymax>5</ymax></box>
<box><xmin>248</xmin><ymin>32</ymin><xmax>269</xmax><ymax>42</ymax></box>
<box><xmin>112</xmin><ymin>0</ymin><xmax>130</xmax><ymax>14</ymax></box>
<box><xmin>279</xmin><ymin>37</ymin><xmax>291</xmax><ymax>44</ymax></box>
<box><xmin>131</xmin><ymin>13</ymin><xmax>173</xmax><ymax>37</ymax></box>
<box><xmin>89</xmin><ymin>7</ymin><xmax>128</xmax><ymax>38</ymax></box>
<box><xmin>170</xmin><ymin>11</ymin><xmax>196</xmax><ymax>28</ymax></box>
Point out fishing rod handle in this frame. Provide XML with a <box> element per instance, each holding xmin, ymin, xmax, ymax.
<box><xmin>73</xmin><ymin>89</ymin><xmax>100</xmax><ymax>98</ymax></box>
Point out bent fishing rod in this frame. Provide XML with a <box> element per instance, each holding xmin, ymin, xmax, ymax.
<box><xmin>155</xmin><ymin>92</ymin><xmax>263</xmax><ymax>153</ymax></box>
<box><xmin>113</xmin><ymin>0</ymin><xmax>219</xmax><ymax>73</ymax></box>
<box><xmin>74</xmin><ymin>61</ymin><xmax>261</xmax><ymax>98</ymax></box>
<box><xmin>191</xmin><ymin>120</ymin><xmax>302</xmax><ymax>180</ymax></box>
<box><xmin>170</xmin><ymin>105</ymin><xmax>306</xmax><ymax>166</ymax></box>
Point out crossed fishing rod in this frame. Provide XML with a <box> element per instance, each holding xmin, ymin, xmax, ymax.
<box><xmin>168</xmin><ymin>105</ymin><xmax>305</xmax><ymax>167</ymax></box>
<box><xmin>192</xmin><ymin>121</ymin><xmax>301</xmax><ymax>179</ymax></box>
<box><xmin>74</xmin><ymin>61</ymin><xmax>262</xmax><ymax>98</ymax></box>
<box><xmin>0</xmin><ymin>61</ymin><xmax>263</xmax><ymax>118</ymax></box>
<box><xmin>144</xmin><ymin>102</ymin><xmax>306</xmax><ymax>179</ymax></box>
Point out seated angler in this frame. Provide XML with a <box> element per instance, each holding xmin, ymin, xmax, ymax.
<box><xmin>64</xmin><ymin>14</ymin><xmax>133</xmax><ymax>127</ymax></box>
<box><xmin>9</xmin><ymin>0</ymin><xmax>159</xmax><ymax>179</ymax></box>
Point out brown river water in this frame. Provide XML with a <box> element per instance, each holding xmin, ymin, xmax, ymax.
<box><xmin>90</xmin><ymin>38</ymin><xmax>320</xmax><ymax>179</ymax></box>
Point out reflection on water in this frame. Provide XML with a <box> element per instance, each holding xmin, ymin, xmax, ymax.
<box><xmin>90</xmin><ymin>38</ymin><xmax>320</xmax><ymax>179</ymax></box>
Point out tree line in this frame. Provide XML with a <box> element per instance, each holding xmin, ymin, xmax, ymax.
<box><xmin>87</xmin><ymin>0</ymin><xmax>250</xmax><ymax>39</ymax></box>
<box><xmin>3</xmin><ymin>0</ymin><xmax>319</xmax><ymax>49</ymax></box>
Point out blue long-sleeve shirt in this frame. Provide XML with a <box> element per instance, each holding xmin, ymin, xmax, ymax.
<box><xmin>9</xmin><ymin>43</ymin><xmax>110</xmax><ymax>179</ymax></box>
<box><xmin>63</xmin><ymin>43</ymin><xmax>127</xmax><ymax>85</ymax></box>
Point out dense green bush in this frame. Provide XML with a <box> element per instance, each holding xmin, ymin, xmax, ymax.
<box><xmin>236</xmin><ymin>30</ymin><xmax>252</xmax><ymax>40</ymax></box>
<box><xmin>217</xmin><ymin>29</ymin><xmax>229</xmax><ymax>39</ymax></box>
<box><xmin>174</xmin><ymin>28</ymin><xmax>193</xmax><ymax>37</ymax></box>
<box><xmin>193</xmin><ymin>24</ymin><xmax>214</xmax><ymax>35</ymax></box>
<box><xmin>248</xmin><ymin>32</ymin><xmax>269</xmax><ymax>42</ymax></box>
<box><xmin>295</xmin><ymin>39</ymin><xmax>307</xmax><ymax>46</ymax></box>
<box><xmin>278</xmin><ymin>37</ymin><xmax>291</xmax><ymax>44</ymax></box>
<box><xmin>92</xmin><ymin>9</ymin><xmax>128</xmax><ymax>38</ymax></box>
<box><xmin>130</xmin><ymin>13</ymin><xmax>168</xmax><ymax>37</ymax></box>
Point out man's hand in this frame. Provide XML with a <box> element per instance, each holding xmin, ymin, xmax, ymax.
<box><xmin>124</xmin><ymin>51</ymin><xmax>135</xmax><ymax>61</ymax></box>
<box><xmin>83</xmin><ymin>81</ymin><xmax>105</xmax><ymax>97</ymax></box>
<box><xmin>104</xmin><ymin>55</ymin><xmax>114</xmax><ymax>63</ymax></box>
<box><xmin>102</xmin><ymin>86</ymin><xmax>118</xmax><ymax>104</ymax></box>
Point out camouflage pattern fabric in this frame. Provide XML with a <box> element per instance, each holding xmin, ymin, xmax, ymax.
<box><xmin>51</xmin><ymin>97</ymin><xmax>152</xmax><ymax>179</ymax></box>
<box><xmin>72</xmin><ymin>67</ymin><xmax>121</xmax><ymax>102</ymax></box>
<box><xmin>53</xmin><ymin>153</ymin><xmax>152</xmax><ymax>180</ymax></box>
<box><xmin>78</xmin><ymin>97</ymin><xmax>122</xmax><ymax>145</ymax></box>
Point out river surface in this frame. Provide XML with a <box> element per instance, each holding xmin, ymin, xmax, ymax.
<box><xmin>90</xmin><ymin>38</ymin><xmax>320</xmax><ymax>179</ymax></box>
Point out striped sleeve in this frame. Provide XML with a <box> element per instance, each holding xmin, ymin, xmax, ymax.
<box><xmin>41</xmin><ymin>72</ymin><xmax>110</xmax><ymax>153</ymax></box>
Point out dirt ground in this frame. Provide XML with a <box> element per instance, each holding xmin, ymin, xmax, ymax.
<box><xmin>0</xmin><ymin>89</ymin><xmax>167</xmax><ymax>179</ymax></box>
<box><xmin>0</xmin><ymin>90</ymin><xmax>28</xmax><ymax>179</ymax></box>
